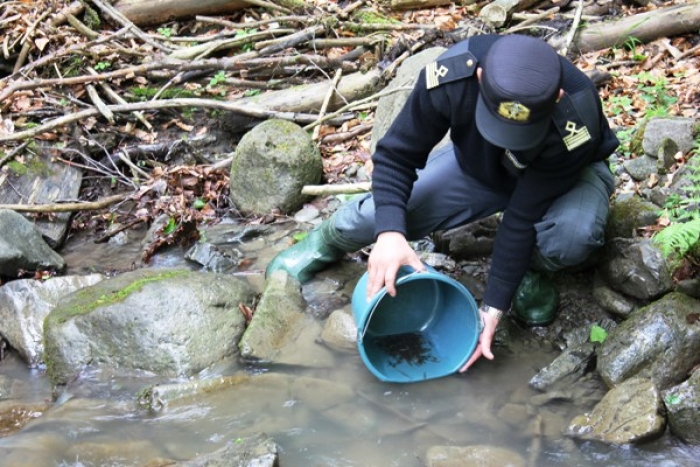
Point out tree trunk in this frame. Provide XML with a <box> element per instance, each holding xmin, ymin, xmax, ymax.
<box><xmin>574</xmin><ymin>2</ymin><xmax>700</xmax><ymax>53</ymax></box>
<box><xmin>113</xmin><ymin>0</ymin><xmax>249</xmax><ymax>26</ymax></box>
<box><xmin>479</xmin><ymin>0</ymin><xmax>546</xmax><ymax>27</ymax></box>
<box><xmin>390</xmin><ymin>0</ymin><xmax>475</xmax><ymax>10</ymax></box>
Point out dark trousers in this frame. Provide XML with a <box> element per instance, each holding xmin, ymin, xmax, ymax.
<box><xmin>332</xmin><ymin>143</ymin><xmax>615</xmax><ymax>271</ymax></box>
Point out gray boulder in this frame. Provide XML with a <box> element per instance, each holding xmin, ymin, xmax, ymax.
<box><xmin>0</xmin><ymin>209</ymin><xmax>65</xmax><ymax>276</ymax></box>
<box><xmin>662</xmin><ymin>370</ymin><xmax>700</xmax><ymax>444</ymax></box>
<box><xmin>229</xmin><ymin>119</ymin><xmax>322</xmax><ymax>215</ymax></box>
<box><xmin>599</xmin><ymin>238</ymin><xmax>672</xmax><ymax>300</ymax></box>
<box><xmin>0</xmin><ymin>274</ymin><xmax>104</xmax><ymax>367</ymax></box>
<box><xmin>642</xmin><ymin>117</ymin><xmax>696</xmax><ymax>158</ymax></box>
<box><xmin>597</xmin><ymin>292</ymin><xmax>700</xmax><ymax>390</ymax></box>
<box><xmin>565</xmin><ymin>377</ymin><xmax>666</xmax><ymax>445</ymax></box>
<box><xmin>44</xmin><ymin>269</ymin><xmax>256</xmax><ymax>386</ymax></box>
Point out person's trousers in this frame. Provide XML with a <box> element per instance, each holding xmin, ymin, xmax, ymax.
<box><xmin>332</xmin><ymin>143</ymin><xmax>615</xmax><ymax>272</ymax></box>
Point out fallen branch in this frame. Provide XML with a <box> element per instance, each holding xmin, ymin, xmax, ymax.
<box><xmin>0</xmin><ymin>98</ymin><xmax>353</xmax><ymax>142</ymax></box>
<box><xmin>301</xmin><ymin>182</ymin><xmax>371</xmax><ymax>196</ymax></box>
<box><xmin>0</xmin><ymin>193</ymin><xmax>130</xmax><ymax>213</ymax></box>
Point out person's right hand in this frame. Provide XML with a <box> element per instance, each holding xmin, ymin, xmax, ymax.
<box><xmin>366</xmin><ymin>231</ymin><xmax>425</xmax><ymax>300</ymax></box>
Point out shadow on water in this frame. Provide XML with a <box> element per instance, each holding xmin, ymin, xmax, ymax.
<box><xmin>1</xmin><ymin>222</ymin><xmax>699</xmax><ymax>467</ymax></box>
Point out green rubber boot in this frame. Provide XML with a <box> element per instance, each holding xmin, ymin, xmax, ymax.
<box><xmin>512</xmin><ymin>270</ymin><xmax>559</xmax><ymax>327</ymax></box>
<box><xmin>265</xmin><ymin>217</ymin><xmax>365</xmax><ymax>283</ymax></box>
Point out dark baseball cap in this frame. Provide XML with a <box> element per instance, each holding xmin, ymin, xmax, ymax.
<box><xmin>475</xmin><ymin>35</ymin><xmax>562</xmax><ymax>151</ymax></box>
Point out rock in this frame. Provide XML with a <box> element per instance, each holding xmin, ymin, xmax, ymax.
<box><xmin>432</xmin><ymin>216</ymin><xmax>499</xmax><ymax>260</ymax></box>
<box><xmin>0</xmin><ymin>401</ymin><xmax>50</xmax><ymax>438</ymax></box>
<box><xmin>623</xmin><ymin>154</ymin><xmax>657</xmax><ymax>181</ymax></box>
<box><xmin>184</xmin><ymin>242</ymin><xmax>240</xmax><ymax>273</ymax></box>
<box><xmin>0</xmin><ymin>209</ymin><xmax>66</xmax><ymax>276</ymax></box>
<box><xmin>44</xmin><ymin>269</ymin><xmax>256</xmax><ymax>386</ymax></box>
<box><xmin>173</xmin><ymin>433</ymin><xmax>279</xmax><ymax>467</ymax></box>
<box><xmin>0</xmin><ymin>274</ymin><xmax>104</xmax><ymax>367</ymax></box>
<box><xmin>229</xmin><ymin>119</ymin><xmax>322</xmax><ymax>215</ymax></box>
<box><xmin>597</xmin><ymin>292</ymin><xmax>700</xmax><ymax>390</ymax></box>
<box><xmin>642</xmin><ymin>117</ymin><xmax>696</xmax><ymax>158</ymax></box>
<box><xmin>662</xmin><ymin>370</ymin><xmax>700</xmax><ymax>444</ymax></box>
<box><xmin>605</xmin><ymin>196</ymin><xmax>659</xmax><ymax>240</ymax></box>
<box><xmin>592</xmin><ymin>272</ymin><xmax>638</xmax><ymax>319</ymax></box>
<box><xmin>321</xmin><ymin>308</ymin><xmax>357</xmax><ymax>352</ymax></box>
<box><xmin>529</xmin><ymin>342</ymin><xmax>596</xmax><ymax>392</ymax></box>
<box><xmin>599</xmin><ymin>238</ymin><xmax>673</xmax><ymax>300</ymax></box>
<box><xmin>425</xmin><ymin>445</ymin><xmax>525</xmax><ymax>467</ymax></box>
<box><xmin>240</xmin><ymin>270</ymin><xmax>334</xmax><ymax>367</ymax></box>
<box><xmin>565</xmin><ymin>377</ymin><xmax>666</xmax><ymax>445</ymax></box>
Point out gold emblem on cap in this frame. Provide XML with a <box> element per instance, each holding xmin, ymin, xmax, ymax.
<box><xmin>562</xmin><ymin>121</ymin><xmax>592</xmax><ymax>151</ymax></box>
<box><xmin>426</xmin><ymin>62</ymin><xmax>449</xmax><ymax>90</ymax></box>
<box><xmin>497</xmin><ymin>102</ymin><xmax>530</xmax><ymax>122</ymax></box>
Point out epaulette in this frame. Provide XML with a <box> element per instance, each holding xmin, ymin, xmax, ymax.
<box><xmin>425</xmin><ymin>51</ymin><xmax>478</xmax><ymax>90</ymax></box>
<box><xmin>552</xmin><ymin>93</ymin><xmax>594</xmax><ymax>152</ymax></box>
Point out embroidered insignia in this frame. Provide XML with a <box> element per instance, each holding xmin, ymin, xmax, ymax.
<box><xmin>426</xmin><ymin>62</ymin><xmax>449</xmax><ymax>90</ymax></box>
<box><xmin>562</xmin><ymin>120</ymin><xmax>592</xmax><ymax>151</ymax></box>
<box><xmin>497</xmin><ymin>102</ymin><xmax>530</xmax><ymax>122</ymax></box>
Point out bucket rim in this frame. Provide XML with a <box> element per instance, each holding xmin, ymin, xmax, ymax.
<box><xmin>357</xmin><ymin>267</ymin><xmax>477</xmax><ymax>343</ymax></box>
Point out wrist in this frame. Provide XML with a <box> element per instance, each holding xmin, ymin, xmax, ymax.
<box><xmin>479</xmin><ymin>304</ymin><xmax>505</xmax><ymax>321</ymax></box>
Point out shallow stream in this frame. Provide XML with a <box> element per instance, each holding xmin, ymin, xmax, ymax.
<box><xmin>1</xmin><ymin>222</ymin><xmax>698</xmax><ymax>467</ymax></box>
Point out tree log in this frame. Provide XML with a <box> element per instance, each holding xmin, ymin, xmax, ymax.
<box><xmin>113</xmin><ymin>0</ymin><xmax>250</xmax><ymax>26</ymax></box>
<box><xmin>390</xmin><ymin>0</ymin><xmax>470</xmax><ymax>10</ymax></box>
<box><xmin>573</xmin><ymin>2</ymin><xmax>700</xmax><ymax>53</ymax></box>
<box><xmin>479</xmin><ymin>0</ymin><xmax>546</xmax><ymax>27</ymax></box>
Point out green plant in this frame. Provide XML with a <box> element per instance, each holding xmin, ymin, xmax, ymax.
<box><xmin>208</xmin><ymin>71</ymin><xmax>227</xmax><ymax>88</ymax></box>
<box><xmin>235</xmin><ymin>29</ymin><xmax>257</xmax><ymax>52</ymax></box>
<box><xmin>623</xmin><ymin>36</ymin><xmax>646</xmax><ymax>62</ymax></box>
<box><xmin>94</xmin><ymin>61</ymin><xmax>111</xmax><ymax>71</ymax></box>
<box><xmin>634</xmin><ymin>72</ymin><xmax>678</xmax><ymax>118</ymax></box>
<box><xmin>157</xmin><ymin>27</ymin><xmax>173</xmax><ymax>38</ymax></box>
<box><xmin>653</xmin><ymin>143</ymin><xmax>700</xmax><ymax>259</ymax></box>
<box><xmin>589</xmin><ymin>325</ymin><xmax>608</xmax><ymax>344</ymax></box>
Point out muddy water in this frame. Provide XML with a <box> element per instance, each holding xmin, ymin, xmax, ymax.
<box><xmin>1</xmin><ymin>223</ymin><xmax>699</xmax><ymax>467</ymax></box>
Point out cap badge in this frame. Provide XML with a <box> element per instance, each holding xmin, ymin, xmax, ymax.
<box><xmin>562</xmin><ymin>120</ymin><xmax>591</xmax><ymax>151</ymax></box>
<box><xmin>426</xmin><ymin>62</ymin><xmax>449</xmax><ymax>89</ymax></box>
<box><xmin>497</xmin><ymin>102</ymin><xmax>530</xmax><ymax>122</ymax></box>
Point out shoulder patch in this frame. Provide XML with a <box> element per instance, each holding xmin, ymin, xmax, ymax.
<box><xmin>552</xmin><ymin>94</ymin><xmax>592</xmax><ymax>152</ymax></box>
<box><xmin>425</xmin><ymin>51</ymin><xmax>478</xmax><ymax>90</ymax></box>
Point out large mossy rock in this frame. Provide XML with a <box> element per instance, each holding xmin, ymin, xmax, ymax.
<box><xmin>229</xmin><ymin>119</ymin><xmax>322</xmax><ymax>215</ymax></box>
<box><xmin>44</xmin><ymin>269</ymin><xmax>257</xmax><ymax>386</ymax></box>
<box><xmin>597</xmin><ymin>292</ymin><xmax>700</xmax><ymax>390</ymax></box>
<box><xmin>662</xmin><ymin>369</ymin><xmax>700</xmax><ymax>444</ymax></box>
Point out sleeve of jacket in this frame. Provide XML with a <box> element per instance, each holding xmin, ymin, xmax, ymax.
<box><xmin>371</xmin><ymin>70</ymin><xmax>452</xmax><ymax>237</ymax></box>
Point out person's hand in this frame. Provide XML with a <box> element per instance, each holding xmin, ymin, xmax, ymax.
<box><xmin>366</xmin><ymin>232</ymin><xmax>425</xmax><ymax>300</ymax></box>
<box><xmin>459</xmin><ymin>311</ymin><xmax>499</xmax><ymax>371</ymax></box>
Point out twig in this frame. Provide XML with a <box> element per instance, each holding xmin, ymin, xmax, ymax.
<box><xmin>527</xmin><ymin>414</ymin><xmax>543</xmax><ymax>467</ymax></box>
<box><xmin>0</xmin><ymin>98</ymin><xmax>354</xmax><ymax>142</ymax></box>
<box><xmin>89</xmin><ymin>0</ymin><xmax>173</xmax><ymax>53</ymax></box>
<box><xmin>87</xmin><ymin>67</ymin><xmax>153</xmax><ymax>130</ymax></box>
<box><xmin>94</xmin><ymin>218</ymin><xmax>146</xmax><ymax>243</ymax></box>
<box><xmin>304</xmin><ymin>85</ymin><xmax>411</xmax><ymax>130</ymax></box>
<box><xmin>560</xmin><ymin>0</ymin><xmax>585</xmax><ymax>57</ymax></box>
<box><xmin>65</xmin><ymin>12</ymin><xmax>99</xmax><ymax>39</ymax></box>
<box><xmin>0</xmin><ymin>193</ymin><xmax>130</xmax><ymax>213</ymax></box>
<box><xmin>85</xmin><ymin>83</ymin><xmax>114</xmax><ymax>122</ymax></box>
<box><xmin>0</xmin><ymin>141</ymin><xmax>29</xmax><ymax>169</ymax></box>
<box><xmin>302</xmin><ymin>182</ymin><xmax>371</xmax><ymax>196</ymax></box>
<box><xmin>312</xmin><ymin>69</ymin><xmax>343</xmax><ymax>140</ymax></box>
<box><xmin>506</xmin><ymin>7</ymin><xmax>560</xmax><ymax>33</ymax></box>
<box><xmin>13</xmin><ymin>7</ymin><xmax>54</xmax><ymax>72</ymax></box>
<box><xmin>319</xmin><ymin>123</ymin><xmax>372</xmax><ymax>144</ymax></box>
<box><xmin>241</xmin><ymin>0</ymin><xmax>294</xmax><ymax>14</ymax></box>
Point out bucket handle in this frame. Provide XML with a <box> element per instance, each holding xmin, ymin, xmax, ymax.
<box><xmin>358</xmin><ymin>269</ymin><xmax>425</xmax><ymax>343</ymax></box>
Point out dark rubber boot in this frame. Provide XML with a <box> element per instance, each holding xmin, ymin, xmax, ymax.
<box><xmin>265</xmin><ymin>217</ymin><xmax>364</xmax><ymax>283</ymax></box>
<box><xmin>511</xmin><ymin>270</ymin><xmax>559</xmax><ymax>327</ymax></box>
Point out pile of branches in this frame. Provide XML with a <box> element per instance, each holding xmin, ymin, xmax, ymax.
<box><xmin>0</xmin><ymin>0</ymin><xmax>699</xmax><ymax>242</ymax></box>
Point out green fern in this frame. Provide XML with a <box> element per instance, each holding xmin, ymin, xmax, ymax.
<box><xmin>653</xmin><ymin>217</ymin><xmax>700</xmax><ymax>258</ymax></box>
<box><xmin>653</xmin><ymin>144</ymin><xmax>700</xmax><ymax>258</ymax></box>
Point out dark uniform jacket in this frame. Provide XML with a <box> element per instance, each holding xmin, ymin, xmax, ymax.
<box><xmin>371</xmin><ymin>34</ymin><xmax>619</xmax><ymax>311</ymax></box>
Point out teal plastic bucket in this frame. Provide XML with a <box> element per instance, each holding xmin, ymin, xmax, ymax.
<box><xmin>351</xmin><ymin>266</ymin><xmax>481</xmax><ymax>383</ymax></box>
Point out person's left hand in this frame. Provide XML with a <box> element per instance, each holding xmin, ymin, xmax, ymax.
<box><xmin>459</xmin><ymin>311</ymin><xmax>499</xmax><ymax>371</ymax></box>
